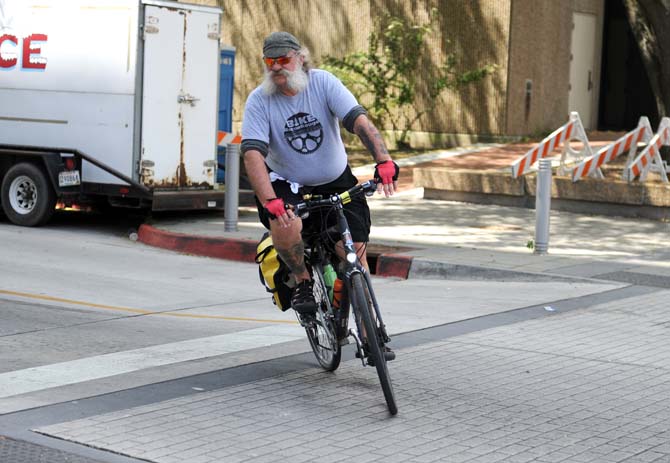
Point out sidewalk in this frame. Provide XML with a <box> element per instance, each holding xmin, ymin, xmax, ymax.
<box><xmin>139</xmin><ymin>144</ymin><xmax>670</xmax><ymax>283</ymax></box>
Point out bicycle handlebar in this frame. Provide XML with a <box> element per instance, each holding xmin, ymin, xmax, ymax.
<box><xmin>292</xmin><ymin>179</ymin><xmax>378</xmax><ymax>215</ymax></box>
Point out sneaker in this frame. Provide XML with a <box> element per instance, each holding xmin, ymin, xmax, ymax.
<box><xmin>291</xmin><ymin>280</ymin><xmax>317</xmax><ymax>314</ymax></box>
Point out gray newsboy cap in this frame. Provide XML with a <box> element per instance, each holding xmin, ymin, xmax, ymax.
<box><xmin>263</xmin><ymin>31</ymin><xmax>301</xmax><ymax>58</ymax></box>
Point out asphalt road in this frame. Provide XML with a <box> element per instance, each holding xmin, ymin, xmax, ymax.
<box><xmin>0</xmin><ymin>209</ymin><xmax>636</xmax><ymax>463</ymax></box>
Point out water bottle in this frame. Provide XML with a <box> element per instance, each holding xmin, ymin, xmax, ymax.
<box><xmin>332</xmin><ymin>278</ymin><xmax>347</xmax><ymax>337</ymax></box>
<box><xmin>322</xmin><ymin>263</ymin><xmax>337</xmax><ymax>301</ymax></box>
<box><xmin>332</xmin><ymin>278</ymin><xmax>344</xmax><ymax>309</ymax></box>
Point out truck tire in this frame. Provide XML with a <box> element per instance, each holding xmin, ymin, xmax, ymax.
<box><xmin>1</xmin><ymin>163</ymin><xmax>56</xmax><ymax>227</ymax></box>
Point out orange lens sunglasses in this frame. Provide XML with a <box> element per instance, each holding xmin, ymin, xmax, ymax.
<box><xmin>264</xmin><ymin>55</ymin><xmax>292</xmax><ymax>67</ymax></box>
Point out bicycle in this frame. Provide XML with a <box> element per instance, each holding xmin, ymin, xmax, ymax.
<box><xmin>291</xmin><ymin>179</ymin><xmax>398</xmax><ymax>415</ymax></box>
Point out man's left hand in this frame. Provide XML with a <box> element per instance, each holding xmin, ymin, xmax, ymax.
<box><xmin>374</xmin><ymin>160</ymin><xmax>399</xmax><ymax>197</ymax></box>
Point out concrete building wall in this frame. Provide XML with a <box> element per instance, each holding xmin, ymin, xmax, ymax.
<box><xmin>185</xmin><ymin>0</ymin><xmax>510</xmax><ymax>143</ymax></box>
<box><xmin>505</xmin><ymin>0</ymin><xmax>572</xmax><ymax>136</ymax></box>
<box><xmin>377</xmin><ymin>1</ymin><xmax>511</xmax><ymax>139</ymax></box>
<box><xmin>505</xmin><ymin>0</ymin><xmax>604</xmax><ymax>136</ymax></box>
<box><xmin>183</xmin><ymin>0</ymin><xmax>604</xmax><ymax>143</ymax></box>
<box><xmin>571</xmin><ymin>0</ymin><xmax>605</xmax><ymax>130</ymax></box>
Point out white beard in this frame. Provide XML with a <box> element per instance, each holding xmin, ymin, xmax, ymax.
<box><xmin>262</xmin><ymin>67</ymin><xmax>309</xmax><ymax>95</ymax></box>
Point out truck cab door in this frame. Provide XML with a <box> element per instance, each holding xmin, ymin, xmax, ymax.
<box><xmin>140</xmin><ymin>4</ymin><xmax>220</xmax><ymax>189</ymax></box>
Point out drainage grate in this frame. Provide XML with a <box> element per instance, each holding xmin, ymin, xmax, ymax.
<box><xmin>0</xmin><ymin>436</ymin><xmax>107</xmax><ymax>463</ymax></box>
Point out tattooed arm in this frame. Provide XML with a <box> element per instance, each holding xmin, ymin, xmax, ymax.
<box><xmin>353</xmin><ymin>115</ymin><xmax>392</xmax><ymax>164</ymax></box>
<box><xmin>353</xmin><ymin>115</ymin><xmax>396</xmax><ymax>196</ymax></box>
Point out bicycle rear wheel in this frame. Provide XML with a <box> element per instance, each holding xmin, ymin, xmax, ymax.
<box><xmin>304</xmin><ymin>264</ymin><xmax>341</xmax><ymax>371</ymax></box>
<box><xmin>350</xmin><ymin>273</ymin><xmax>397</xmax><ymax>415</ymax></box>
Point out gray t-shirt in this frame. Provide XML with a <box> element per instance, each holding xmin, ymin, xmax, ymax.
<box><xmin>241</xmin><ymin>69</ymin><xmax>360</xmax><ymax>186</ymax></box>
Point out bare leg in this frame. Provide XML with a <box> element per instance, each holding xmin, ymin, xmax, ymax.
<box><xmin>269</xmin><ymin>216</ymin><xmax>310</xmax><ymax>282</ymax></box>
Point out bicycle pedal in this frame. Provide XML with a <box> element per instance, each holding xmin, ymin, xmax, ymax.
<box><xmin>297</xmin><ymin>314</ymin><xmax>316</xmax><ymax>328</ymax></box>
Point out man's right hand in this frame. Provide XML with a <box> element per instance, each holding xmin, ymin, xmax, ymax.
<box><xmin>264</xmin><ymin>198</ymin><xmax>294</xmax><ymax>228</ymax></box>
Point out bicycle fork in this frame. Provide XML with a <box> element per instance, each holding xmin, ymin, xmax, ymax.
<box><xmin>362</xmin><ymin>270</ymin><xmax>391</xmax><ymax>344</ymax></box>
<box><xmin>345</xmin><ymin>268</ymin><xmax>391</xmax><ymax>367</ymax></box>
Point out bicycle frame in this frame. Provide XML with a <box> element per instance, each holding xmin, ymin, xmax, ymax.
<box><xmin>297</xmin><ymin>181</ymin><xmax>391</xmax><ymax>359</ymax></box>
<box><xmin>295</xmin><ymin>179</ymin><xmax>398</xmax><ymax>414</ymax></box>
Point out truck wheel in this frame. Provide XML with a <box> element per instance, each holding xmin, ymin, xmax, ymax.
<box><xmin>1</xmin><ymin>163</ymin><xmax>56</xmax><ymax>227</ymax></box>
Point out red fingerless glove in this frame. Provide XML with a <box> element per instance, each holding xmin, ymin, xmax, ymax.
<box><xmin>264</xmin><ymin>198</ymin><xmax>286</xmax><ymax>219</ymax></box>
<box><xmin>374</xmin><ymin>160</ymin><xmax>399</xmax><ymax>185</ymax></box>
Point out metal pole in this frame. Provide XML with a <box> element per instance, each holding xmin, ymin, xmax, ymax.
<box><xmin>534</xmin><ymin>158</ymin><xmax>552</xmax><ymax>255</ymax></box>
<box><xmin>224</xmin><ymin>143</ymin><xmax>240</xmax><ymax>232</ymax></box>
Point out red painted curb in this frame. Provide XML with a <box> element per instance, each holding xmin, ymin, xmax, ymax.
<box><xmin>138</xmin><ymin>224</ymin><xmax>257</xmax><ymax>263</ymax></box>
<box><xmin>375</xmin><ymin>253</ymin><xmax>413</xmax><ymax>279</ymax></box>
<box><xmin>138</xmin><ymin>224</ymin><xmax>413</xmax><ymax>278</ymax></box>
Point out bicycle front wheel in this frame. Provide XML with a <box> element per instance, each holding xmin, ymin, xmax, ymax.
<box><xmin>304</xmin><ymin>264</ymin><xmax>342</xmax><ymax>371</ymax></box>
<box><xmin>351</xmin><ymin>273</ymin><xmax>397</xmax><ymax>415</ymax></box>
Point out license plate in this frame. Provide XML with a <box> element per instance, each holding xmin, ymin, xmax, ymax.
<box><xmin>58</xmin><ymin>170</ymin><xmax>81</xmax><ymax>187</ymax></box>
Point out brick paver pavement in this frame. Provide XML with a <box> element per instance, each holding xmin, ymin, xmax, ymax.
<box><xmin>39</xmin><ymin>289</ymin><xmax>670</xmax><ymax>463</ymax></box>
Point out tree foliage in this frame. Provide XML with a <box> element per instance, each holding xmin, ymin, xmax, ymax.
<box><xmin>322</xmin><ymin>9</ymin><xmax>495</xmax><ymax>148</ymax></box>
<box><xmin>623</xmin><ymin>0</ymin><xmax>670</xmax><ymax>118</ymax></box>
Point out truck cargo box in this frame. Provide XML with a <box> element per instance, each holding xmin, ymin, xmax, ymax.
<box><xmin>0</xmin><ymin>0</ymin><xmax>225</xmax><ymax>225</ymax></box>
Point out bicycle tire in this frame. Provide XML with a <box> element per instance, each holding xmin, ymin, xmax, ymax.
<box><xmin>350</xmin><ymin>273</ymin><xmax>398</xmax><ymax>415</ymax></box>
<box><xmin>304</xmin><ymin>264</ymin><xmax>342</xmax><ymax>371</ymax></box>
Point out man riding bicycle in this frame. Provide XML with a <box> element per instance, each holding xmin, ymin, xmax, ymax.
<box><xmin>241</xmin><ymin>31</ymin><xmax>399</xmax><ymax>315</ymax></box>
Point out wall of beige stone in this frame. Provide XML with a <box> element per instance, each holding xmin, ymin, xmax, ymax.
<box><xmin>181</xmin><ymin>0</ymin><xmax>603</xmax><ymax>142</ymax></box>
<box><xmin>184</xmin><ymin>0</ymin><xmax>373</xmax><ymax>134</ymax></box>
<box><xmin>506</xmin><ymin>0</ymin><xmax>571</xmax><ymax>136</ymax></box>
<box><xmin>375</xmin><ymin>1</ymin><xmax>512</xmax><ymax>138</ymax></box>
<box><xmin>183</xmin><ymin>0</ymin><xmax>510</xmax><ymax>141</ymax></box>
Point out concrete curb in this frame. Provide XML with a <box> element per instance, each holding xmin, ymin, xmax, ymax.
<box><xmin>137</xmin><ymin>224</ymin><xmax>415</xmax><ymax>278</ymax></box>
<box><xmin>138</xmin><ymin>224</ymin><xmax>258</xmax><ymax>263</ymax></box>
<box><xmin>138</xmin><ymin>224</ymin><xmax>600</xmax><ymax>283</ymax></box>
<box><xmin>415</xmin><ymin>168</ymin><xmax>670</xmax><ymax>221</ymax></box>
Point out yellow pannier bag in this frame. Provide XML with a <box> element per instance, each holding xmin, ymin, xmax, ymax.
<box><xmin>255</xmin><ymin>232</ymin><xmax>293</xmax><ymax>311</ymax></box>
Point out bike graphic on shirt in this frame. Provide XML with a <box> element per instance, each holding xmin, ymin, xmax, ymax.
<box><xmin>284</xmin><ymin>112</ymin><xmax>323</xmax><ymax>155</ymax></box>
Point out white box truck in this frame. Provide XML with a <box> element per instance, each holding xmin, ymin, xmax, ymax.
<box><xmin>0</xmin><ymin>0</ymin><xmax>225</xmax><ymax>226</ymax></box>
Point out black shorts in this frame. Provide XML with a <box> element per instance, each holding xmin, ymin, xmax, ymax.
<box><xmin>255</xmin><ymin>165</ymin><xmax>371</xmax><ymax>242</ymax></box>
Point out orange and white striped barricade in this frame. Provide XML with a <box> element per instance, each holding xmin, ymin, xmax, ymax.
<box><xmin>511</xmin><ymin>112</ymin><xmax>589</xmax><ymax>178</ymax></box>
<box><xmin>572</xmin><ymin>116</ymin><xmax>653</xmax><ymax>182</ymax></box>
<box><xmin>217</xmin><ymin>131</ymin><xmax>242</xmax><ymax>146</ymax></box>
<box><xmin>624</xmin><ymin>117</ymin><xmax>670</xmax><ymax>183</ymax></box>
<box><xmin>558</xmin><ymin>113</ymin><xmax>593</xmax><ymax>176</ymax></box>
